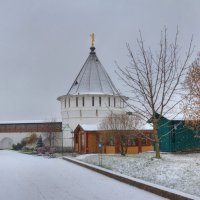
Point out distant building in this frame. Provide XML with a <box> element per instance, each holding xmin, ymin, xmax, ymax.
<box><xmin>74</xmin><ymin>124</ymin><xmax>154</xmax><ymax>154</ymax></box>
<box><xmin>57</xmin><ymin>44</ymin><xmax>127</xmax><ymax>148</ymax></box>
<box><xmin>158</xmin><ymin>115</ymin><xmax>200</xmax><ymax>152</ymax></box>
<box><xmin>0</xmin><ymin>121</ymin><xmax>62</xmax><ymax>149</ymax></box>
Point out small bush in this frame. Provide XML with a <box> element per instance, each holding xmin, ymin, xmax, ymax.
<box><xmin>21</xmin><ymin>146</ymin><xmax>34</xmax><ymax>153</ymax></box>
<box><xmin>12</xmin><ymin>140</ymin><xmax>26</xmax><ymax>151</ymax></box>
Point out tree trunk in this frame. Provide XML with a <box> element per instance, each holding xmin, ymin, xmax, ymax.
<box><xmin>154</xmin><ymin>134</ymin><xmax>160</xmax><ymax>158</ymax></box>
<box><xmin>153</xmin><ymin>121</ymin><xmax>161</xmax><ymax>158</ymax></box>
<box><xmin>49</xmin><ymin>135</ymin><xmax>52</xmax><ymax>147</ymax></box>
<box><xmin>120</xmin><ymin>143</ymin><xmax>125</xmax><ymax>156</ymax></box>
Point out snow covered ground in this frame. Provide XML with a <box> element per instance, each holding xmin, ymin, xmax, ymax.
<box><xmin>76</xmin><ymin>152</ymin><xmax>200</xmax><ymax>197</ymax></box>
<box><xmin>0</xmin><ymin>150</ymin><xmax>166</xmax><ymax>200</ymax></box>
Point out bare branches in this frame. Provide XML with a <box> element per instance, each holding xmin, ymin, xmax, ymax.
<box><xmin>100</xmin><ymin>113</ymin><xmax>142</xmax><ymax>156</ymax></box>
<box><xmin>117</xmin><ymin>27</ymin><xmax>193</xmax><ymax>158</ymax></box>
<box><xmin>44</xmin><ymin>120</ymin><xmax>61</xmax><ymax>147</ymax></box>
<box><xmin>118</xmin><ymin>27</ymin><xmax>193</xmax><ymax>121</ymax></box>
<box><xmin>184</xmin><ymin>53</ymin><xmax>200</xmax><ymax>131</ymax></box>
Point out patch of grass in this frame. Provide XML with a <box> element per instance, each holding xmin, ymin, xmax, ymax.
<box><xmin>21</xmin><ymin>149</ymin><xmax>35</xmax><ymax>154</ymax></box>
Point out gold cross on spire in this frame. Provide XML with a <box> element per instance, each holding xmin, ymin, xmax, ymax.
<box><xmin>90</xmin><ymin>32</ymin><xmax>95</xmax><ymax>47</ymax></box>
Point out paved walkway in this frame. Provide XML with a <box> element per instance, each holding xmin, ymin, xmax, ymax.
<box><xmin>0</xmin><ymin>150</ymin><xmax>166</xmax><ymax>200</ymax></box>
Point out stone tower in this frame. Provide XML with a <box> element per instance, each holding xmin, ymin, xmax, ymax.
<box><xmin>57</xmin><ymin>42</ymin><xmax>126</xmax><ymax>148</ymax></box>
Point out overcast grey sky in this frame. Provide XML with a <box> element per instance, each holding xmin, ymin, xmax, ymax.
<box><xmin>0</xmin><ymin>0</ymin><xmax>199</xmax><ymax>121</ymax></box>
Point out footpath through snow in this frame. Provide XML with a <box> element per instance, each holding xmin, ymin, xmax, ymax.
<box><xmin>76</xmin><ymin>152</ymin><xmax>200</xmax><ymax>197</ymax></box>
<box><xmin>0</xmin><ymin>150</ymin><xmax>166</xmax><ymax>200</ymax></box>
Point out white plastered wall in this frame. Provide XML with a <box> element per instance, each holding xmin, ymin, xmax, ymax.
<box><xmin>0</xmin><ymin>132</ymin><xmax>63</xmax><ymax>149</ymax></box>
<box><xmin>60</xmin><ymin>94</ymin><xmax>126</xmax><ymax>147</ymax></box>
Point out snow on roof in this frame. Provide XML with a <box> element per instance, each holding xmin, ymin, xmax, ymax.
<box><xmin>0</xmin><ymin>120</ymin><xmax>62</xmax><ymax>125</ymax></box>
<box><xmin>78</xmin><ymin>123</ymin><xmax>153</xmax><ymax>132</ymax></box>
<box><xmin>141</xmin><ymin>123</ymin><xmax>153</xmax><ymax>130</ymax></box>
<box><xmin>79</xmin><ymin>124</ymin><xmax>99</xmax><ymax>131</ymax></box>
<box><xmin>149</xmin><ymin>113</ymin><xmax>184</xmax><ymax>122</ymax></box>
<box><xmin>66</xmin><ymin>47</ymin><xmax>120</xmax><ymax>96</ymax></box>
<box><xmin>165</xmin><ymin>113</ymin><xmax>184</xmax><ymax>121</ymax></box>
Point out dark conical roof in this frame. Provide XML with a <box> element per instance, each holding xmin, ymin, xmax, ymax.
<box><xmin>67</xmin><ymin>47</ymin><xmax>119</xmax><ymax>96</ymax></box>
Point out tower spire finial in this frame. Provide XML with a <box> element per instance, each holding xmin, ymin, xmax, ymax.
<box><xmin>90</xmin><ymin>32</ymin><xmax>95</xmax><ymax>47</ymax></box>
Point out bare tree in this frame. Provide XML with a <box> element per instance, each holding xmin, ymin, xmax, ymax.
<box><xmin>117</xmin><ymin>27</ymin><xmax>193</xmax><ymax>158</ymax></box>
<box><xmin>100</xmin><ymin>113</ymin><xmax>142</xmax><ymax>156</ymax></box>
<box><xmin>45</xmin><ymin>120</ymin><xmax>61</xmax><ymax>147</ymax></box>
<box><xmin>26</xmin><ymin>133</ymin><xmax>37</xmax><ymax>145</ymax></box>
<box><xmin>184</xmin><ymin>53</ymin><xmax>200</xmax><ymax>136</ymax></box>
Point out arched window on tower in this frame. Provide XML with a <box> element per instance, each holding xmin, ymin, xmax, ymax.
<box><xmin>82</xmin><ymin>96</ymin><xmax>85</xmax><ymax>107</ymax></box>
<box><xmin>108</xmin><ymin>97</ymin><xmax>110</xmax><ymax>107</ymax></box>
<box><xmin>64</xmin><ymin>98</ymin><xmax>66</xmax><ymax>108</ymax></box>
<box><xmin>76</xmin><ymin>97</ymin><xmax>78</xmax><ymax>107</ymax></box>
<box><xmin>99</xmin><ymin>97</ymin><xmax>101</xmax><ymax>106</ymax></box>
<box><xmin>92</xmin><ymin>96</ymin><xmax>94</xmax><ymax>106</ymax></box>
<box><xmin>114</xmin><ymin>97</ymin><xmax>116</xmax><ymax>107</ymax></box>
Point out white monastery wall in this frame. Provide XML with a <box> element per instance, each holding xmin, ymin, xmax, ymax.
<box><xmin>0</xmin><ymin>132</ymin><xmax>63</xmax><ymax>150</ymax></box>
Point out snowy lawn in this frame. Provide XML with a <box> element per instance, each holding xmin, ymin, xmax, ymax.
<box><xmin>0</xmin><ymin>150</ymin><xmax>166</xmax><ymax>200</ymax></box>
<box><xmin>76</xmin><ymin>152</ymin><xmax>200</xmax><ymax>197</ymax></box>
